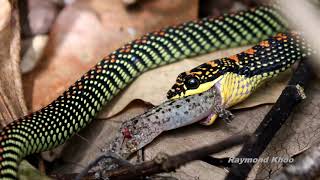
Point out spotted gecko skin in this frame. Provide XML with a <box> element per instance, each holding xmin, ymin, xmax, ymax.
<box><xmin>0</xmin><ymin>6</ymin><xmax>287</xmax><ymax>179</ymax></box>
<box><xmin>107</xmin><ymin>86</ymin><xmax>222</xmax><ymax>158</ymax></box>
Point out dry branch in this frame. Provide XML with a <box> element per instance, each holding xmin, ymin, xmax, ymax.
<box><xmin>225</xmin><ymin>60</ymin><xmax>314</xmax><ymax>180</ymax></box>
<box><xmin>52</xmin><ymin>134</ymin><xmax>249</xmax><ymax>180</ymax></box>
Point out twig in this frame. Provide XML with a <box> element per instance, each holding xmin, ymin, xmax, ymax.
<box><xmin>50</xmin><ymin>134</ymin><xmax>249</xmax><ymax>179</ymax></box>
<box><xmin>75</xmin><ymin>152</ymin><xmax>133</xmax><ymax>180</ymax></box>
<box><xmin>200</xmin><ymin>156</ymin><xmax>232</xmax><ymax>168</ymax></box>
<box><xmin>103</xmin><ymin>134</ymin><xmax>249</xmax><ymax>179</ymax></box>
<box><xmin>225</xmin><ymin>60</ymin><xmax>314</xmax><ymax>180</ymax></box>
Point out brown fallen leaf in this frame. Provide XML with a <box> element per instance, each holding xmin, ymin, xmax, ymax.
<box><xmin>21</xmin><ymin>35</ymin><xmax>49</xmax><ymax>73</ymax></box>
<box><xmin>23</xmin><ymin>0</ymin><xmax>198</xmax><ymax>113</ymax></box>
<box><xmin>0</xmin><ymin>0</ymin><xmax>27</xmax><ymax>126</ymax></box>
<box><xmin>21</xmin><ymin>0</ymin><xmax>60</xmax><ymax>37</ymax></box>
<box><xmin>0</xmin><ymin>0</ymin><xmax>11</xmax><ymax>30</ymax></box>
<box><xmin>0</xmin><ymin>0</ymin><xmax>50</xmax><ymax>179</ymax></box>
<box><xmin>26</xmin><ymin>0</ymin><xmax>198</xmax><ymax>164</ymax></box>
<box><xmin>18</xmin><ymin>161</ymin><xmax>51</xmax><ymax>180</ymax></box>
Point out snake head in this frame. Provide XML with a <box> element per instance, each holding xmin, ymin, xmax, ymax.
<box><xmin>167</xmin><ymin>72</ymin><xmax>201</xmax><ymax>99</ymax></box>
<box><xmin>167</xmin><ymin>60</ymin><xmax>226</xmax><ymax>99</ymax></box>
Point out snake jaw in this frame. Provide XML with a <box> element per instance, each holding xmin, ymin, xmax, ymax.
<box><xmin>199</xmin><ymin>77</ymin><xmax>225</xmax><ymax>126</ymax></box>
<box><xmin>167</xmin><ymin>88</ymin><xmax>184</xmax><ymax>99</ymax></box>
<box><xmin>199</xmin><ymin>113</ymin><xmax>218</xmax><ymax>125</ymax></box>
<box><xmin>199</xmin><ymin>75</ymin><xmax>240</xmax><ymax>125</ymax></box>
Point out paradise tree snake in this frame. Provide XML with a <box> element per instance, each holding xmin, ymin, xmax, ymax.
<box><xmin>0</xmin><ymin>6</ymin><xmax>313</xmax><ymax>179</ymax></box>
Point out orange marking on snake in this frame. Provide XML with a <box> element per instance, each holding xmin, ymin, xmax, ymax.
<box><xmin>276</xmin><ymin>33</ymin><xmax>288</xmax><ymax>41</ymax></box>
<box><xmin>260</xmin><ymin>40</ymin><xmax>270</xmax><ymax>47</ymax></box>
<box><xmin>244</xmin><ymin>48</ymin><xmax>255</xmax><ymax>55</ymax></box>
<box><xmin>229</xmin><ymin>55</ymin><xmax>239</xmax><ymax>62</ymax></box>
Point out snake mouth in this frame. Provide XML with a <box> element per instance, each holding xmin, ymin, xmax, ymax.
<box><xmin>199</xmin><ymin>113</ymin><xmax>218</xmax><ymax>125</ymax></box>
<box><xmin>167</xmin><ymin>89</ymin><xmax>184</xmax><ymax>99</ymax></box>
<box><xmin>199</xmin><ymin>79</ymin><xmax>224</xmax><ymax>125</ymax></box>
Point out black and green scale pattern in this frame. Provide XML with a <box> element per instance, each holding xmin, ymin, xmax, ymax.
<box><xmin>0</xmin><ymin>6</ymin><xmax>287</xmax><ymax>179</ymax></box>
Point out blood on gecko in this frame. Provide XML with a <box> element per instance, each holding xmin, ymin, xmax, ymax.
<box><xmin>122</xmin><ymin>127</ymin><xmax>133</xmax><ymax>139</ymax></box>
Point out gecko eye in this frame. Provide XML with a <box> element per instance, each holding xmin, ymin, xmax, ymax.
<box><xmin>185</xmin><ymin>77</ymin><xmax>200</xmax><ymax>89</ymax></box>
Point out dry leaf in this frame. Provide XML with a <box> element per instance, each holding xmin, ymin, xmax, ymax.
<box><xmin>21</xmin><ymin>35</ymin><xmax>49</xmax><ymax>73</ymax></box>
<box><xmin>0</xmin><ymin>0</ymin><xmax>27</xmax><ymax>126</ymax></box>
<box><xmin>22</xmin><ymin>0</ymin><xmax>59</xmax><ymax>37</ymax></box>
<box><xmin>18</xmin><ymin>161</ymin><xmax>51</xmax><ymax>180</ymax></box>
<box><xmin>0</xmin><ymin>0</ymin><xmax>11</xmax><ymax>30</ymax></box>
<box><xmin>0</xmin><ymin>0</ymin><xmax>50</xmax><ymax>179</ymax></box>
<box><xmin>23</xmin><ymin>0</ymin><xmax>199</xmax><ymax>113</ymax></box>
<box><xmin>26</xmin><ymin>0</ymin><xmax>198</xmax><ymax>163</ymax></box>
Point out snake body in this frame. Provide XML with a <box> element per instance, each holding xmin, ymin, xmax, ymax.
<box><xmin>0</xmin><ymin>6</ymin><xmax>291</xmax><ymax>179</ymax></box>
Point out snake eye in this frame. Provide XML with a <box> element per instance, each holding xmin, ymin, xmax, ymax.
<box><xmin>185</xmin><ymin>77</ymin><xmax>200</xmax><ymax>89</ymax></box>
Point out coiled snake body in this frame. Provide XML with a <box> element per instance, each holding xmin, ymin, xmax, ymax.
<box><xmin>0</xmin><ymin>6</ymin><xmax>311</xmax><ymax>179</ymax></box>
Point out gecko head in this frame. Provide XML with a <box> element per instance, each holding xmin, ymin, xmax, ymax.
<box><xmin>167</xmin><ymin>61</ymin><xmax>224</xmax><ymax>99</ymax></box>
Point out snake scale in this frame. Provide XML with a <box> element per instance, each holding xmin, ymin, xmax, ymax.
<box><xmin>0</xmin><ymin>5</ymin><xmax>313</xmax><ymax>179</ymax></box>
